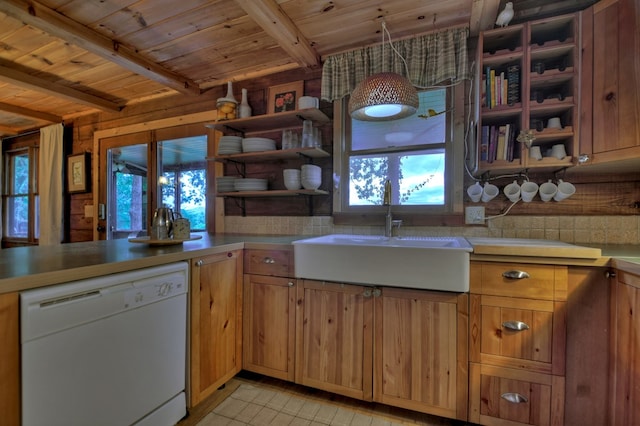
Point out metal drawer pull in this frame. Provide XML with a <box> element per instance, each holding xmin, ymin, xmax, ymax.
<box><xmin>503</xmin><ymin>320</ymin><xmax>530</xmax><ymax>331</ymax></box>
<box><xmin>263</xmin><ymin>257</ymin><xmax>275</xmax><ymax>264</ymax></box>
<box><xmin>501</xmin><ymin>393</ymin><xmax>528</xmax><ymax>404</ymax></box>
<box><xmin>502</xmin><ymin>270</ymin><xmax>530</xmax><ymax>280</ymax></box>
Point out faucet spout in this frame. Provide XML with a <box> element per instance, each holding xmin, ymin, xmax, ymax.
<box><xmin>383</xmin><ymin>180</ymin><xmax>396</xmax><ymax>237</ymax></box>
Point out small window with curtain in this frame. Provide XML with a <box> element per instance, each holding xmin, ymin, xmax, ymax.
<box><xmin>2</xmin><ymin>137</ymin><xmax>39</xmax><ymax>246</ymax></box>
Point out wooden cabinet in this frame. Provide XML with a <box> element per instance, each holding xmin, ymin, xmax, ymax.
<box><xmin>469</xmin><ymin>261</ymin><xmax>567</xmax><ymax>425</ymax></box>
<box><xmin>295</xmin><ymin>279</ymin><xmax>374</xmax><ymax>401</ymax></box>
<box><xmin>610</xmin><ymin>268</ymin><xmax>640</xmax><ymax>425</ymax></box>
<box><xmin>295</xmin><ymin>280</ymin><xmax>467</xmax><ymax>419</ymax></box>
<box><xmin>0</xmin><ymin>292</ymin><xmax>19</xmax><ymax>426</ymax></box>
<box><xmin>243</xmin><ymin>247</ymin><xmax>296</xmax><ymax>381</ymax></box>
<box><xmin>190</xmin><ymin>250</ymin><xmax>243</xmax><ymax>406</ymax></box>
<box><xmin>579</xmin><ymin>0</ymin><xmax>640</xmax><ymax>166</ymax></box>
<box><xmin>477</xmin><ymin>13</ymin><xmax>580</xmax><ymax>173</ymax></box>
<box><xmin>374</xmin><ymin>287</ymin><xmax>468</xmax><ymax>421</ymax></box>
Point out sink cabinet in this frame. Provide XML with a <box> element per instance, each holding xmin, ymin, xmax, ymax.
<box><xmin>295</xmin><ymin>279</ymin><xmax>374</xmax><ymax>400</ymax></box>
<box><xmin>469</xmin><ymin>261</ymin><xmax>567</xmax><ymax>426</ymax></box>
<box><xmin>243</xmin><ymin>247</ymin><xmax>296</xmax><ymax>381</ymax></box>
<box><xmin>190</xmin><ymin>250</ymin><xmax>243</xmax><ymax>406</ymax></box>
<box><xmin>295</xmin><ymin>279</ymin><xmax>468</xmax><ymax>420</ymax></box>
<box><xmin>374</xmin><ymin>287</ymin><xmax>468</xmax><ymax>420</ymax></box>
<box><xmin>0</xmin><ymin>292</ymin><xmax>19</xmax><ymax>426</ymax></box>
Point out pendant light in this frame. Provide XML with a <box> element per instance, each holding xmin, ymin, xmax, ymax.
<box><xmin>349</xmin><ymin>23</ymin><xmax>419</xmax><ymax>121</ymax></box>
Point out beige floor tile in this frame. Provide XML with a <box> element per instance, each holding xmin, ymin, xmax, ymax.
<box><xmin>234</xmin><ymin>401</ymin><xmax>263</xmax><ymax>423</ymax></box>
<box><xmin>197</xmin><ymin>412</ymin><xmax>233</xmax><ymax>426</ymax></box>
<box><xmin>249</xmin><ymin>406</ymin><xmax>279</xmax><ymax>426</ymax></box>
<box><xmin>313</xmin><ymin>403</ymin><xmax>338</xmax><ymax>424</ymax></box>
<box><xmin>266</xmin><ymin>391</ymin><xmax>292</xmax><ymax>411</ymax></box>
<box><xmin>281</xmin><ymin>396</ymin><xmax>305</xmax><ymax>416</ymax></box>
<box><xmin>253</xmin><ymin>388</ymin><xmax>278</xmax><ymax>406</ymax></box>
<box><xmin>297</xmin><ymin>400</ymin><xmax>323</xmax><ymax>420</ymax></box>
<box><xmin>331</xmin><ymin>407</ymin><xmax>356</xmax><ymax>426</ymax></box>
<box><xmin>214</xmin><ymin>398</ymin><xmax>249</xmax><ymax>419</ymax></box>
<box><xmin>270</xmin><ymin>411</ymin><xmax>295</xmax><ymax>425</ymax></box>
<box><xmin>232</xmin><ymin>384</ymin><xmax>262</xmax><ymax>402</ymax></box>
<box><xmin>351</xmin><ymin>412</ymin><xmax>374</xmax><ymax>426</ymax></box>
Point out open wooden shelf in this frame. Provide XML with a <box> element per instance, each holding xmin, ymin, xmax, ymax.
<box><xmin>205</xmin><ymin>108</ymin><xmax>330</xmax><ymax>135</ymax></box>
<box><xmin>218</xmin><ymin>189</ymin><xmax>328</xmax><ymax>198</ymax></box>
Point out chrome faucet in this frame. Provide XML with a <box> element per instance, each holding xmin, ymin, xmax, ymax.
<box><xmin>383</xmin><ymin>180</ymin><xmax>402</xmax><ymax>237</ymax></box>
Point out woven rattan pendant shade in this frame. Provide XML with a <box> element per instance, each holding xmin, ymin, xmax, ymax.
<box><xmin>349</xmin><ymin>72</ymin><xmax>419</xmax><ymax>121</ymax></box>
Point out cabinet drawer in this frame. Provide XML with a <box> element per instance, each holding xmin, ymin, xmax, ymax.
<box><xmin>471</xmin><ymin>262</ymin><xmax>567</xmax><ymax>300</ymax></box>
<box><xmin>469</xmin><ymin>363</ymin><xmax>565</xmax><ymax>426</ymax></box>
<box><xmin>244</xmin><ymin>248</ymin><xmax>293</xmax><ymax>277</ymax></box>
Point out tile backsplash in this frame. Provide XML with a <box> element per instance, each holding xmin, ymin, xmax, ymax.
<box><xmin>224</xmin><ymin>215</ymin><xmax>639</xmax><ymax>245</ymax></box>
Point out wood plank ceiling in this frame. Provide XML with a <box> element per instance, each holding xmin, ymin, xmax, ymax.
<box><xmin>0</xmin><ymin>0</ymin><xmax>597</xmax><ymax>138</ymax></box>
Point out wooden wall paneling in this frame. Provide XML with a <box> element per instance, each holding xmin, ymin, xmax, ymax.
<box><xmin>478</xmin><ymin>172</ymin><xmax>640</xmax><ymax>216</ymax></box>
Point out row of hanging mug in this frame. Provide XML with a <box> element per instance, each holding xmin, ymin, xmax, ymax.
<box><xmin>468</xmin><ymin>179</ymin><xmax>576</xmax><ymax>203</ymax></box>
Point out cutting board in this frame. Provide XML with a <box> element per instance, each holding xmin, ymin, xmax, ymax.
<box><xmin>467</xmin><ymin>237</ymin><xmax>602</xmax><ymax>259</ymax></box>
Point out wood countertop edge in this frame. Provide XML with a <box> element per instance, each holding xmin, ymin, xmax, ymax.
<box><xmin>470</xmin><ymin>253</ymin><xmax>612</xmax><ymax>267</ymax></box>
<box><xmin>0</xmin><ymin>243</ymin><xmax>245</xmax><ymax>294</ymax></box>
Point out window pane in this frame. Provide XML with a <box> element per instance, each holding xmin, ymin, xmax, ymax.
<box><xmin>349</xmin><ymin>149</ymin><xmax>445</xmax><ymax>206</ymax></box>
<box><xmin>351</xmin><ymin>89</ymin><xmax>447</xmax><ymax>151</ymax></box>
<box><xmin>177</xmin><ymin>170</ymin><xmax>206</xmax><ymax>230</ymax></box>
<box><xmin>6</xmin><ymin>196</ymin><xmax>28</xmax><ymax>237</ymax></box>
<box><xmin>12</xmin><ymin>154</ymin><xmax>29</xmax><ymax>194</ymax></box>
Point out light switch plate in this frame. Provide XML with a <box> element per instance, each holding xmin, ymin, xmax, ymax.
<box><xmin>465</xmin><ymin>206</ymin><xmax>485</xmax><ymax>224</ymax></box>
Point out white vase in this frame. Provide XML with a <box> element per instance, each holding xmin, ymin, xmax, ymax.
<box><xmin>239</xmin><ymin>88</ymin><xmax>252</xmax><ymax>118</ymax></box>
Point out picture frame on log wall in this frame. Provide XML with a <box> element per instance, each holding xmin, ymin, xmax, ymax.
<box><xmin>267</xmin><ymin>81</ymin><xmax>304</xmax><ymax>114</ymax></box>
<box><xmin>67</xmin><ymin>153</ymin><xmax>90</xmax><ymax>193</ymax></box>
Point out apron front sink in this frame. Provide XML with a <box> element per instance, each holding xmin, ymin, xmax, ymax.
<box><xmin>292</xmin><ymin>234</ymin><xmax>472</xmax><ymax>292</ymax></box>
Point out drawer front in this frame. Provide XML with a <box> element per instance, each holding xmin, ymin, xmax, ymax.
<box><xmin>472</xmin><ymin>262</ymin><xmax>566</xmax><ymax>300</ymax></box>
<box><xmin>481</xmin><ymin>299</ymin><xmax>553</xmax><ymax>364</ymax></box>
<box><xmin>244</xmin><ymin>249</ymin><xmax>292</xmax><ymax>277</ymax></box>
<box><xmin>469</xmin><ymin>363</ymin><xmax>565</xmax><ymax>426</ymax></box>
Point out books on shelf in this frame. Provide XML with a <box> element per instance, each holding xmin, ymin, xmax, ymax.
<box><xmin>483</xmin><ymin>65</ymin><xmax>520</xmax><ymax>108</ymax></box>
<box><xmin>480</xmin><ymin>123</ymin><xmax>519</xmax><ymax>163</ymax></box>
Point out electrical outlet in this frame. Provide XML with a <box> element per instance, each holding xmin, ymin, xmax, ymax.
<box><xmin>465</xmin><ymin>206</ymin><xmax>485</xmax><ymax>225</ymax></box>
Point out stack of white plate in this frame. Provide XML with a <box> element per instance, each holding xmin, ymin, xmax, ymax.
<box><xmin>218</xmin><ymin>136</ymin><xmax>242</xmax><ymax>155</ymax></box>
<box><xmin>217</xmin><ymin>176</ymin><xmax>237</xmax><ymax>192</ymax></box>
<box><xmin>234</xmin><ymin>178</ymin><xmax>268</xmax><ymax>191</ymax></box>
<box><xmin>301</xmin><ymin>164</ymin><xmax>321</xmax><ymax>190</ymax></box>
<box><xmin>242</xmin><ymin>137</ymin><xmax>276</xmax><ymax>153</ymax></box>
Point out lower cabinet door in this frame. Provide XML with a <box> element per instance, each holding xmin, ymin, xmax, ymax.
<box><xmin>469</xmin><ymin>363</ymin><xmax>565</xmax><ymax>426</ymax></box>
<box><xmin>243</xmin><ymin>274</ymin><xmax>296</xmax><ymax>381</ymax></box>
<box><xmin>295</xmin><ymin>279</ymin><xmax>374</xmax><ymax>401</ymax></box>
<box><xmin>190</xmin><ymin>251</ymin><xmax>243</xmax><ymax>406</ymax></box>
<box><xmin>374</xmin><ymin>288</ymin><xmax>468</xmax><ymax>421</ymax></box>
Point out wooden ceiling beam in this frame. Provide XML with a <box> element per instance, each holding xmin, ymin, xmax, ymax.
<box><xmin>469</xmin><ymin>0</ymin><xmax>502</xmax><ymax>36</ymax></box>
<box><xmin>0</xmin><ymin>0</ymin><xmax>201</xmax><ymax>96</ymax></box>
<box><xmin>0</xmin><ymin>101</ymin><xmax>62</xmax><ymax>123</ymax></box>
<box><xmin>0</xmin><ymin>64</ymin><xmax>122</xmax><ymax>112</ymax></box>
<box><xmin>234</xmin><ymin>0</ymin><xmax>320</xmax><ymax>68</ymax></box>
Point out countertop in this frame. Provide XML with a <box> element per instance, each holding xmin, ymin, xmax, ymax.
<box><xmin>0</xmin><ymin>233</ymin><xmax>301</xmax><ymax>294</ymax></box>
<box><xmin>1</xmin><ymin>233</ymin><xmax>639</xmax><ymax>295</ymax></box>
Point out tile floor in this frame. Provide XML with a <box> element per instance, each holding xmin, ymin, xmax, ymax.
<box><xmin>185</xmin><ymin>373</ymin><xmax>461</xmax><ymax>426</ymax></box>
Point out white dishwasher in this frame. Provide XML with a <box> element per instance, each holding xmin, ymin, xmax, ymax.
<box><xmin>21</xmin><ymin>262</ymin><xmax>189</xmax><ymax>426</ymax></box>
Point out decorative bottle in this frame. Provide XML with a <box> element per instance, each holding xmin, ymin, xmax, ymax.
<box><xmin>216</xmin><ymin>81</ymin><xmax>237</xmax><ymax>121</ymax></box>
<box><xmin>239</xmin><ymin>88</ymin><xmax>252</xmax><ymax>118</ymax></box>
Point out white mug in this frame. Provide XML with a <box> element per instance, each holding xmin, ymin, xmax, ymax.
<box><xmin>551</xmin><ymin>144</ymin><xmax>567</xmax><ymax>160</ymax></box>
<box><xmin>298</xmin><ymin>96</ymin><xmax>319</xmax><ymax>109</ymax></box>
<box><xmin>554</xmin><ymin>179</ymin><xmax>576</xmax><ymax>201</ymax></box>
<box><xmin>520</xmin><ymin>181</ymin><xmax>539</xmax><ymax>202</ymax></box>
<box><xmin>547</xmin><ymin>117</ymin><xmax>562</xmax><ymax>129</ymax></box>
<box><xmin>503</xmin><ymin>180</ymin><xmax>521</xmax><ymax>202</ymax></box>
<box><xmin>467</xmin><ymin>182</ymin><xmax>482</xmax><ymax>202</ymax></box>
<box><xmin>529</xmin><ymin>146</ymin><xmax>542</xmax><ymax>160</ymax></box>
<box><xmin>481</xmin><ymin>183</ymin><xmax>499</xmax><ymax>203</ymax></box>
<box><xmin>539</xmin><ymin>180</ymin><xmax>558</xmax><ymax>202</ymax></box>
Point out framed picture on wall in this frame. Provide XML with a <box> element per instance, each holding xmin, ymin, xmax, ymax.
<box><xmin>67</xmin><ymin>153</ymin><xmax>90</xmax><ymax>193</ymax></box>
<box><xmin>267</xmin><ymin>81</ymin><xmax>304</xmax><ymax>114</ymax></box>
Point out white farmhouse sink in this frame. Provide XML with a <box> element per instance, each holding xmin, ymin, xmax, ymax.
<box><xmin>292</xmin><ymin>234</ymin><xmax>472</xmax><ymax>292</ymax></box>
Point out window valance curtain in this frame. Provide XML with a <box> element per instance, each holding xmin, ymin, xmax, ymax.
<box><xmin>321</xmin><ymin>27</ymin><xmax>470</xmax><ymax>102</ymax></box>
